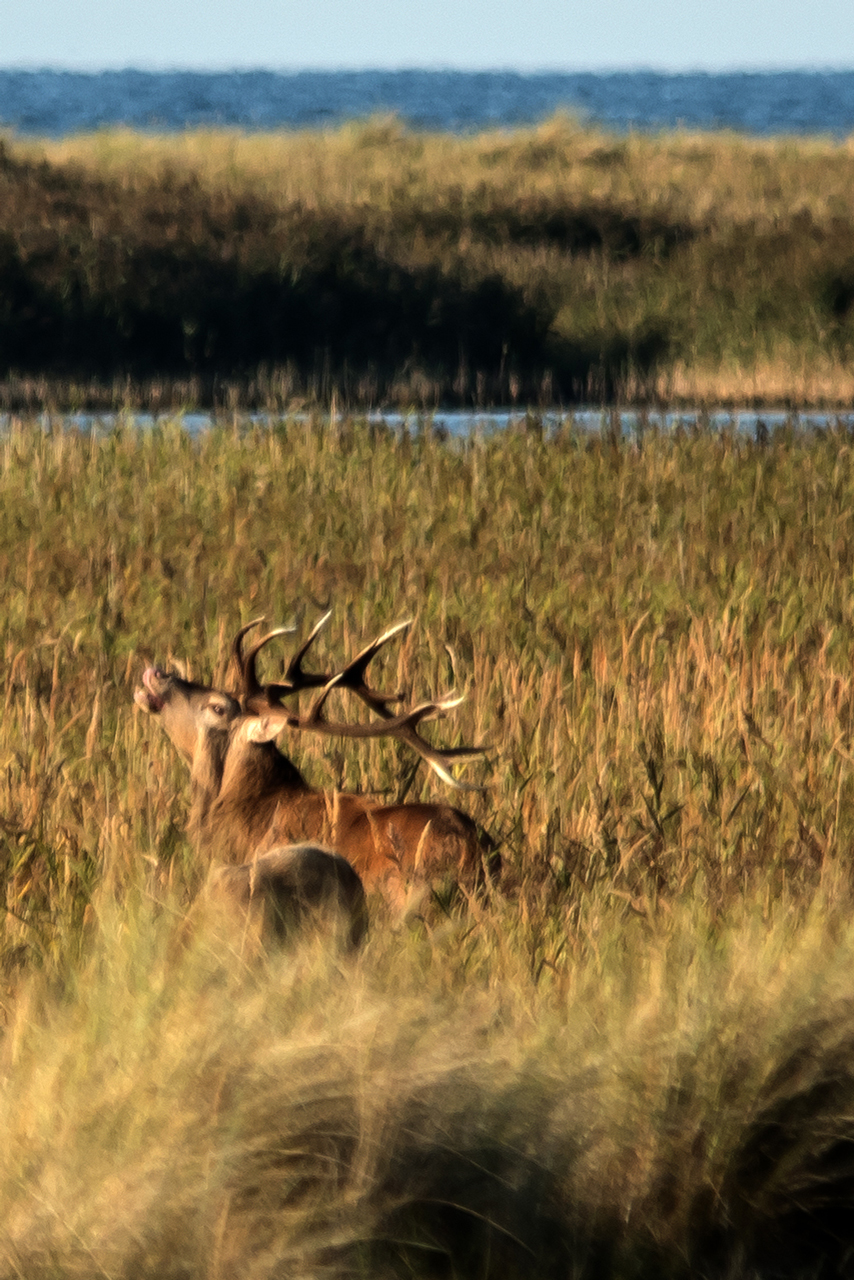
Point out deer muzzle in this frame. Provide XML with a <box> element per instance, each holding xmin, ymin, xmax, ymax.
<box><xmin>134</xmin><ymin>667</ymin><xmax>168</xmax><ymax>714</ymax></box>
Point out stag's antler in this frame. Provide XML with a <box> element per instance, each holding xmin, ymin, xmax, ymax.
<box><xmin>232</xmin><ymin>617</ymin><xmax>298</xmax><ymax>701</ymax></box>
<box><xmin>234</xmin><ymin>613</ymin><xmax>406</xmax><ymax>709</ymax></box>
<box><xmin>238</xmin><ymin>615</ymin><xmax>486</xmax><ymax>790</ymax></box>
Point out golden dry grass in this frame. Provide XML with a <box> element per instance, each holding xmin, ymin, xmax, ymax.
<box><xmin>22</xmin><ymin>117</ymin><xmax>854</xmax><ymax>229</ymax></box>
<box><xmin>3</xmin><ymin>417</ymin><xmax>854</xmax><ymax>1275</ymax></box>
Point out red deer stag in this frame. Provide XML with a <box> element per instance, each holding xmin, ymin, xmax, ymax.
<box><xmin>134</xmin><ymin>613</ymin><xmax>494</xmax><ymax>913</ymax></box>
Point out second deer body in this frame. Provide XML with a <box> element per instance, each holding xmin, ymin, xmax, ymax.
<box><xmin>196</xmin><ymin>843</ymin><xmax>368</xmax><ymax>952</ymax></box>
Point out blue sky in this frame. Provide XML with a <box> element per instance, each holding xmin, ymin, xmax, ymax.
<box><xmin>2</xmin><ymin>0</ymin><xmax>852</xmax><ymax>71</ymax></box>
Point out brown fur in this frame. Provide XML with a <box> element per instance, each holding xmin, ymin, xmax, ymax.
<box><xmin>135</xmin><ymin>666</ymin><xmax>496</xmax><ymax>909</ymax></box>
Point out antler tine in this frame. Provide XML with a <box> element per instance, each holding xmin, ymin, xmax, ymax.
<box><xmin>397</xmin><ymin>731</ymin><xmax>486</xmax><ymax>791</ymax></box>
<box><xmin>280</xmin><ymin>609</ymin><xmax>333</xmax><ymax>689</ymax></box>
<box><xmin>237</xmin><ymin>610</ymin><xmax>338</xmax><ymax>706</ymax></box>
<box><xmin>252</xmin><ymin>615</ymin><xmax>411</xmax><ymax>712</ymax></box>
<box><xmin>233</xmin><ymin>616</ymin><xmax>264</xmax><ymax>664</ymax></box>
<box><xmin>232</xmin><ymin>617</ymin><xmax>297</xmax><ymax>701</ymax></box>
<box><xmin>329</xmin><ymin>618</ymin><xmax>412</xmax><ymax>714</ymax></box>
<box><xmin>296</xmin><ymin>679</ymin><xmax>486</xmax><ymax>791</ymax></box>
<box><xmin>362</xmin><ymin>689</ymin><xmax>487</xmax><ymax>791</ymax></box>
<box><xmin>241</xmin><ymin>624</ymin><xmax>298</xmax><ymax>700</ymax></box>
<box><xmin>232</xmin><ymin>617</ymin><xmax>265</xmax><ymax>689</ymax></box>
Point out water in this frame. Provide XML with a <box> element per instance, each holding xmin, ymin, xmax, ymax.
<box><xmin>9</xmin><ymin>408</ymin><xmax>854</xmax><ymax>441</ymax></box>
<box><xmin>1</xmin><ymin>68</ymin><xmax>854</xmax><ymax>138</ymax></box>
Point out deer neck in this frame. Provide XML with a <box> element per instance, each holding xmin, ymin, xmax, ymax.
<box><xmin>191</xmin><ymin>739</ymin><xmax>311</xmax><ymax>863</ymax></box>
<box><xmin>228</xmin><ymin>739</ymin><xmax>307</xmax><ymax>794</ymax></box>
<box><xmin>187</xmin><ymin>725</ymin><xmax>230</xmax><ymax>837</ymax></box>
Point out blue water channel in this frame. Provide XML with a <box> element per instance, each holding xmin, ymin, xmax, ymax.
<box><xmin>6</xmin><ymin>408</ymin><xmax>854</xmax><ymax>441</ymax></box>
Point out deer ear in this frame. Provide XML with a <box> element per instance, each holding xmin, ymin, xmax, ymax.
<box><xmin>242</xmin><ymin>715</ymin><xmax>283</xmax><ymax>745</ymax></box>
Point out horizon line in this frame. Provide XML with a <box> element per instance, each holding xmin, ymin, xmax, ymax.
<box><xmin>2</xmin><ymin>62</ymin><xmax>854</xmax><ymax>77</ymax></box>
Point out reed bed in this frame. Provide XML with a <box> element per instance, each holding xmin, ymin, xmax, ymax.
<box><xmin>3</xmin><ymin>417</ymin><xmax>854</xmax><ymax>1275</ymax></box>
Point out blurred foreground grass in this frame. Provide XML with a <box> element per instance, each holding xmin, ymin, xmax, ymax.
<box><xmin>4</xmin><ymin>416</ymin><xmax>854</xmax><ymax>1275</ymax></box>
<box><xmin>6</xmin><ymin>887</ymin><xmax>854</xmax><ymax>1278</ymax></box>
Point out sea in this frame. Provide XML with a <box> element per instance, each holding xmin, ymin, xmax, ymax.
<box><xmin>1</xmin><ymin>68</ymin><xmax>854</xmax><ymax>137</ymax></box>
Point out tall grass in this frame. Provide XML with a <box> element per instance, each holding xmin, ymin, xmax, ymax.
<box><xmin>5</xmin><ymin>867</ymin><xmax>854</xmax><ymax>1276</ymax></box>
<box><xmin>4</xmin><ymin>417</ymin><xmax>854</xmax><ymax>1273</ymax></box>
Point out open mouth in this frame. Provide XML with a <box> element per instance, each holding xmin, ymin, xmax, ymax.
<box><xmin>134</xmin><ymin>667</ymin><xmax>165</xmax><ymax>714</ymax></box>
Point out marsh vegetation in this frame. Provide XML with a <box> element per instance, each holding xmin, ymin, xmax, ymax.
<box><xmin>3</xmin><ymin>118</ymin><xmax>854</xmax><ymax>407</ymax></box>
<box><xmin>3</xmin><ymin>418</ymin><xmax>854</xmax><ymax>1275</ymax></box>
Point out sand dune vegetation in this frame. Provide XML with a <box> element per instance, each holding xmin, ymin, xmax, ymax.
<box><xmin>2</xmin><ymin>118</ymin><xmax>854</xmax><ymax>407</ymax></box>
<box><xmin>3</xmin><ymin>418</ymin><xmax>854</xmax><ymax>1275</ymax></box>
